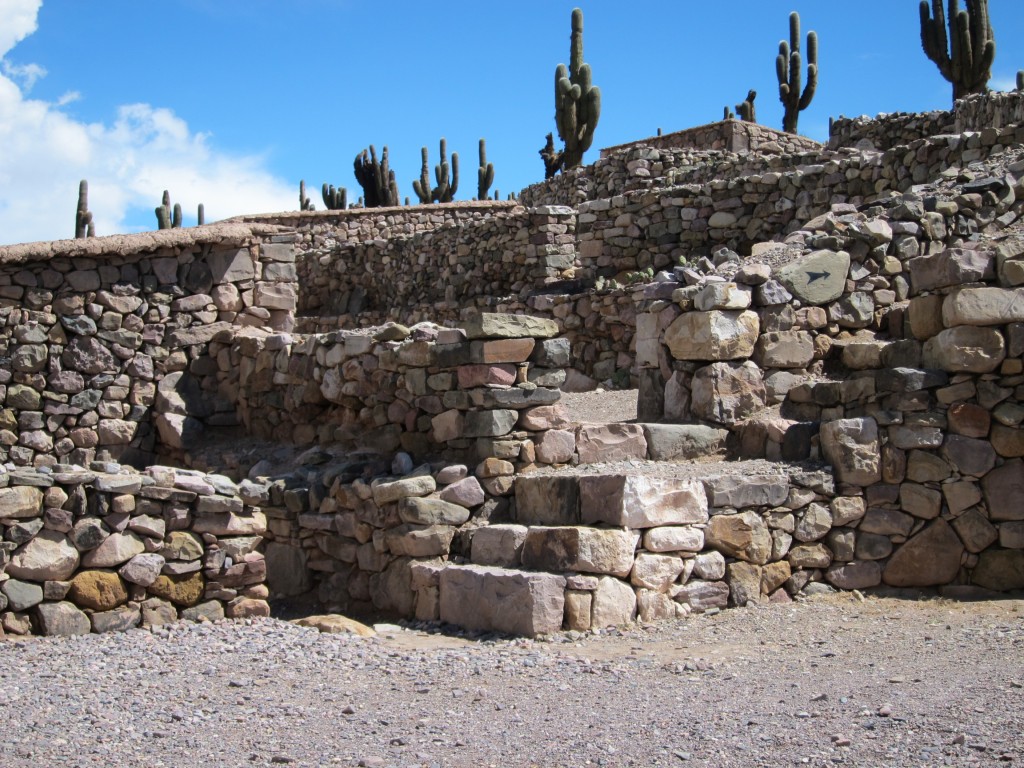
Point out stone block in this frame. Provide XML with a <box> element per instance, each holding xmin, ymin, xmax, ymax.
<box><xmin>825</xmin><ymin>561</ymin><xmax>883</xmax><ymax>590</ymax></box>
<box><xmin>579</xmin><ymin>475</ymin><xmax>708</xmax><ymax>528</ymax></box>
<box><xmin>521</xmin><ymin>527</ymin><xmax>639</xmax><ymax>578</ymax></box>
<box><xmin>883</xmin><ymin>519</ymin><xmax>964</xmax><ymax>587</ymax></box>
<box><xmin>673</xmin><ymin>579</ymin><xmax>729</xmax><ymax>613</ymax></box>
<box><xmin>470</xmin><ymin>525</ymin><xmax>529</xmax><ymax>567</ymax></box>
<box><xmin>641</xmin><ymin>424</ymin><xmax>729</xmax><ymax>461</ymax></box>
<box><xmin>462</xmin><ymin>314</ymin><xmax>558</xmax><ymax>340</ymax></box>
<box><xmin>575</xmin><ymin>423</ymin><xmax>647</xmax><ymax>464</ymax></box>
<box><xmin>702</xmin><ymin>475</ymin><xmax>789</xmax><ymax>508</ymax></box>
<box><xmin>438</xmin><ymin>565</ymin><xmax>565</xmax><ymax>636</ymax></box>
<box><xmin>983</xmin><ymin>459</ymin><xmax>1024</xmax><ymax>521</ymax></box>
<box><xmin>907</xmin><ymin>248</ymin><xmax>994</xmax><ymax>293</ymax></box>
<box><xmin>591</xmin><ymin>576</ymin><xmax>637</xmax><ymax>628</ymax></box>
<box><xmin>754</xmin><ymin>331</ymin><xmax>815</xmax><ymax>369</ymax></box>
<box><xmin>972</xmin><ymin>550</ymin><xmax>1024</xmax><ymax>591</ymax></box>
<box><xmin>941</xmin><ymin>287</ymin><xmax>1024</xmax><ymax>327</ymax></box>
<box><xmin>643</xmin><ymin>526</ymin><xmax>704</xmax><ymax>553</ymax></box>
<box><xmin>514</xmin><ymin>475</ymin><xmax>579</xmax><ymax>526</ymax></box>
<box><xmin>630</xmin><ymin>553</ymin><xmax>685</xmax><ymax>591</ymax></box>
<box><xmin>775</xmin><ymin>250</ymin><xmax>850</xmax><ymax>306</ymax></box>
<box><xmin>706</xmin><ymin>512</ymin><xmax>771</xmax><ymax>565</ymax></box>
<box><xmin>664</xmin><ymin>310</ymin><xmax>759</xmax><ymax>361</ymax></box>
<box><xmin>820</xmin><ymin>418</ymin><xmax>881</xmax><ymax>486</ymax></box>
<box><xmin>922</xmin><ymin>326</ymin><xmax>1006</xmax><ymax>373</ymax></box>
<box><xmin>35</xmin><ymin>601</ymin><xmax>91</xmax><ymax>636</ymax></box>
<box><xmin>690</xmin><ymin>361</ymin><xmax>766</xmax><ymax>426</ymax></box>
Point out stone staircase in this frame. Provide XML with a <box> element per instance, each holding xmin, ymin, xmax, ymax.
<box><xmin>409</xmin><ymin>462</ymin><xmax>837</xmax><ymax>637</ymax></box>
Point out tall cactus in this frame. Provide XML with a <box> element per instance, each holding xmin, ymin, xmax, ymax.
<box><xmin>554</xmin><ymin>7</ymin><xmax>601</xmax><ymax>171</ymax></box>
<box><xmin>477</xmin><ymin>138</ymin><xmax>494</xmax><ymax>201</ymax></box>
<box><xmin>776</xmin><ymin>11</ymin><xmax>818</xmax><ymax>134</ymax></box>
<box><xmin>412</xmin><ymin>139</ymin><xmax>459</xmax><ymax>204</ymax></box>
<box><xmin>353</xmin><ymin>145</ymin><xmax>399</xmax><ymax>208</ymax></box>
<box><xmin>155</xmin><ymin>190</ymin><xmax>182</xmax><ymax>230</ymax></box>
<box><xmin>197</xmin><ymin>204</ymin><xmax>205</xmax><ymax>226</ymax></box>
<box><xmin>75</xmin><ymin>179</ymin><xmax>94</xmax><ymax>239</ymax></box>
<box><xmin>920</xmin><ymin>0</ymin><xmax>995</xmax><ymax>102</ymax></box>
<box><xmin>723</xmin><ymin>106</ymin><xmax>735</xmax><ymax>121</ymax></box>
<box><xmin>299</xmin><ymin>180</ymin><xmax>315</xmax><ymax>211</ymax></box>
<box><xmin>1017</xmin><ymin>71</ymin><xmax>1023</xmax><ymax>91</ymax></box>
<box><xmin>736</xmin><ymin>90</ymin><xmax>757</xmax><ymax>123</ymax></box>
<box><xmin>321</xmin><ymin>184</ymin><xmax>347</xmax><ymax>210</ymax></box>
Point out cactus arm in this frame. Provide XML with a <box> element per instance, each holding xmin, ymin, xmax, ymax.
<box><xmin>197</xmin><ymin>204</ymin><xmax>205</xmax><ymax>226</ymax></box>
<box><xmin>172</xmin><ymin>203</ymin><xmax>182</xmax><ymax>229</ymax></box>
<box><xmin>477</xmin><ymin>139</ymin><xmax>494</xmax><ymax>200</ymax></box>
<box><xmin>799</xmin><ymin>32</ymin><xmax>818</xmax><ymax>111</ymax></box>
<box><xmin>920</xmin><ymin>0</ymin><xmax>994</xmax><ymax>101</ymax></box>
<box><xmin>413</xmin><ymin>146</ymin><xmax>431</xmax><ymax>203</ymax></box>
<box><xmin>75</xmin><ymin>179</ymin><xmax>93</xmax><ymax>239</ymax></box>
<box><xmin>155</xmin><ymin>206</ymin><xmax>169</xmax><ymax>230</ymax></box>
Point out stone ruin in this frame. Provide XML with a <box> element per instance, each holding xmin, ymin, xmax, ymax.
<box><xmin>1</xmin><ymin>91</ymin><xmax>1023</xmax><ymax>638</ymax></box>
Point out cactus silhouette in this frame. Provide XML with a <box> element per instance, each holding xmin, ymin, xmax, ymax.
<box><xmin>554</xmin><ymin>7</ymin><xmax>601</xmax><ymax>171</ymax></box>
<box><xmin>736</xmin><ymin>90</ymin><xmax>757</xmax><ymax>123</ymax></box>
<box><xmin>353</xmin><ymin>145</ymin><xmax>399</xmax><ymax>207</ymax></box>
<box><xmin>197</xmin><ymin>204</ymin><xmax>205</xmax><ymax>226</ymax></box>
<box><xmin>155</xmin><ymin>190</ymin><xmax>182</xmax><ymax>230</ymax></box>
<box><xmin>776</xmin><ymin>11</ymin><xmax>818</xmax><ymax>134</ymax></box>
<box><xmin>723</xmin><ymin>106</ymin><xmax>735</xmax><ymax>121</ymax></box>
<box><xmin>299</xmin><ymin>180</ymin><xmax>315</xmax><ymax>211</ymax></box>
<box><xmin>920</xmin><ymin>0</ymin><xmax>995</xmax><ymax>102</ymax></box>
<box><xmin>477</xmin><ymin>139</ymin><xmax>494</xmax><ymax>201</ymax></box>
<box><xmin>75</xmin><ymin>179</ymin><xmax>94</xmax><ymax>239</ymax></box>
<box><xmin>321</xmin><ymin>184</ymin><xmax>347</xmax><ymax>210</ymax></box>
<box><xmin>413</xmin><ymin>139</ymin><xmax>459</xmax><ymax>204</ymax></box>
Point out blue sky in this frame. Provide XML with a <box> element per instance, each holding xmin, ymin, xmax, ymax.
<box><xmin>0</xmin><ymin>0</ymin><xmax>1022</xmax><ymax>245</ymax></box>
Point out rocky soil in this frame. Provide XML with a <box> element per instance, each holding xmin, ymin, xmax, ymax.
<box><xmin>1</xmin><ymin>592</ymin><xmax>1021</xmax><ymax>768</ymax></box>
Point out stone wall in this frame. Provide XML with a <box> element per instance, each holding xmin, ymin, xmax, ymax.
<box><xmin>601</xmin><ymin>120</ymin><xmax>822</xmax><ymax>159</ymax></box>
<box><xmin>289</xmin><ymin>206</ymin><xmax>576</xmax><ymax>320</ymax></box>
<box><xmin>828</xmin><ymin>110</ymin><xmax>954</xmax><ymax>151</ymax></box>
<box><xmin>0</xmin><ymin>463</ymin><xmax>269</xmax><ymax>637</ymax></box>
<box><xmin>629</xmin><ymin>174</ymin><xmax>1024</xmax><ymax>595</ymax></box>
<box><xmin>828</xmin><ymin>90</ymin><xmax>1024</xmax><ymax>152</ymax></box>
<box><xmin>0</xmin><ymin>225</ymin><xmax>298</xmax><ymax>469</ymax></box>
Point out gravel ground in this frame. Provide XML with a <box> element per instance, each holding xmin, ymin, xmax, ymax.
<box><xmin>2</xmin><ymin>593</ymin><xmax>1022</xmax><ymax>768</ymax></box>
<box><xmin>560</xmin><ymin>389</ymin><xmax>639</xmax><ymax>425</ymax></box>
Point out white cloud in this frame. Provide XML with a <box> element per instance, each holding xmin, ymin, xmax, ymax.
<box><xmin>0</xmin><ymin>0</ymin><xmax>295</xmax><ymax>245</ymax></box>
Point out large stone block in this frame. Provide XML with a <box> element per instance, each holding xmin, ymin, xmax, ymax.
<box><xmin>0</xmin><ymin>486</ymin><xmax>43</xmax><ymax>519</ymax></box>
<box><xmin>641</xmin><ymin>424</ymin><xmax>729</xmax><ymax>461</ymax></box>
<box><xmin>575</xmin><ymin>423</ymin><xmax>647</xmax><ymax>464</ymax></box>
<box><xmin>820</xmin><ymin>418</ymin><xmax>882</xmax><ymax>486</ymax></box>
<box><xmin>470</xmin><ymin>524</ymin><xmax>529</xmax><ymax>567</ymax></box>
<box><xmin>972</xmin><ymin>550</ymin><xmax>1024</xmax><ymax>591</ymax></box>
<box><xmin>942</xmin><ymin>287</ymin><xmax>1024</xmax><ymax>327</ymax></box>
<box><xmin>578</xmin><ymin>475</ymin><xmax>708</xmax><ymax>528</ymax></box>
<box><xmin>983</xmin><ymin>459</ymin><xmax>1024</xmax><ymax>521</ymax></box>
<box><xmin>438</xmin><ymin>565</ymin><xmax>565</xmax><ymax>636</ymax></box>
<box><xmin>6</xmin><ymin>530</ymin><xmax>79</xmax><ymax>581</ymax></box>
<box><xmin>664</xmin><ymin>310</ymin><xmax>760</xmax><ymax>361</ymax></box>
<box><xmin>461</xmin><ymin>314</ymin><xmax>559</xmax><ymax>340</ymax></box>
<box><xmin>702</xmin><ymin>475</ymin><xmax>789</xmax><ymax>508</ymax></box>
<box><xmin>907</xmin><ymin>248</ymin><xmax>995</xmax><ymax>293</ymax></box>
<box><xmin>882</xmin><ymin>519</ymin><xmax>964</xmax><ymax>587</ymax></box>
<box><xmin>514</xmin><ymin>475</ymin><xmax>580</xmax><ymax>526</ymax></box>
<box><xmin>706</xmin><ymin>512</ymin><xmax>772</xmax><ymax>565</ymax></box>
<box><xmin>35</xmin><ymin>601</ymin><xmax>91</xmax><ymax>637</ymax></box>
<box><xmin>521</xmin><ymin>527</ymin><xmax>639</xmax><ymax>578</ymax></box>
<box><xmin>630</xmin><ymin>553</ymin><xmax>685</xmax><ymax>591</ymax></box>
<box><xmin>922</xmin><ymin>326</ymin><xmax>1006</xmax><ymax>373</ymax></box>
<box><xmin>775</xmin><ymin>250</ymin><xmax>850</xmax><ymax>305</ymax></box>
<box><xmin>753</xmin><ymin>331</ymin><xmax>815</xmax><ymax>369</ymax></box>
<box><xmin>690</xmin><ymin>361</ymin><xmax>766</xmax><ymax>426</ymax></box>
<box><xmin>591</xmin><ymin>576</ymin><xmax>637</xmax><ymax>627</ymax></box>
<box><xmin>265</xmin><ymin>543</ymin><xmax>311</xmax><ymax>598</ymax></box>
<box><xmin>673</xmin><ymin>579</ymin><xmax>729</xmax><ymax>612</ymax></box>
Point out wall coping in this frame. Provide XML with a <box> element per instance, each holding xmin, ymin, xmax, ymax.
<box><xmin>0</xmin><ymin>222</ymin><xmax>287</xmax><ymax>267</ymax></box>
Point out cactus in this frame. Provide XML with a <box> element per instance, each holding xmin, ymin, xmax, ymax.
<box><xmin>197</xmin><ymin>204</ymin><xmax>205</xmax><ymax>226</ymax></box>
<box><xmin>736</xmin><ymin>90</ymin><xmax>757</xmax><ymax>123</ymax></box>
<box><xmin>477</xmin><ymin>139</ymin><xmax>494</xmax><ymax>201</ymax></box>
<box><xmin>553</xmin><ymin>7</ymin><xmax>601</xmax><ymax>172</ymax></box>
<box><xmin>1018</xmin><ymin>71</ymin><xmax>1024</xmax><ymax>91</ymax></box>
<box><xmin>321</xmin><ymin>184</ymin><xmax>348</xmax><ymax>210</ymax></box>
<box><xmin>412</xmin><ymin>139</ymin><xmax>459</xmax><ymax>204</ymax></box>
<box><xmin>299</xmin><ymin>180</ymin><xmax>315</xmax><ymax>211</ymax></box>
<box><xmin>353</xmin><ymin>145</ymin><xmax>399</xmax><ymax>208</ymax></box>
<box><xmin>75</xmin><ymin>179</ymin><xmax>94</xmax><ymax>239</ymax></box>
<box><xmin>776</xmin><ymin>11</ymin><xmax>818</xmax><ymax>134</ymax></box>
<box><xmin>539</xmin><ymin>132</ymin><xmax>562</xmax><ymax>180</ymax></box>
<box><xmin>920</xmin><ymin>0</ymin><xmax>995</xmax><ymax>102</ymax></box>
<box><xmin>723</xmin><ymin>106</ymin><xmax>736</xmax><ymax>121</ymax></box>
<box><xmin>155</xmin><ymin>190</ymin><xmax>182</xmax><ymax>230</ymax></box>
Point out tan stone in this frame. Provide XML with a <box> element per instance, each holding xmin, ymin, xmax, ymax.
<box><xmin>706</xmin><ymin>512</ymin><xmax>772</xmax><ymax>565</ymax></box>
<box><xmin>664</xmin><ymin>310</ymin><xmax>759</xmax><ymax>361</ymax></box>
<box><xmin>883</xmin><ymin>519</ymin><xmax>964</xmax><ymax>587</ymax></box>
<box><xmin>579</xmin><ymin>475</ymin><xmax>708</xmax><ymax>528</ymax></box>
<box><xmin>521</xmin><ymin>527</ymin><xmax>639</xmax><ymax>578</ymax></box>
<box><xmin>69</xmin><ymin>570</ymin><xmax>128</xmax><ymax>611</ymax></box>
<box><xmin>148</xmin><ymin>572</ymin><xmax>206</xmax><ymax>607</ymax></box>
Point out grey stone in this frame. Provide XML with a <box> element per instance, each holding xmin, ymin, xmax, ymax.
<box><xmin>439</xmin><ymin>565</ymin><xmax>565</xmax><ymax>636</ymax></box>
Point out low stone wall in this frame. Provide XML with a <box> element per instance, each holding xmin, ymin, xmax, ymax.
<box><xmin>955</xmin><ymin>89</ymin><xmax>1024</xmax><ymax>132</ymax></box>
<box><xmin>828</xmin><ymin>111</ymin><xmax>954</xmax><ymax>151</ymax></box>
<box><xmin>0</xmin><ymin>225</ymin><xmax>298</xmax><ymax>469</ymax></box>
<box><xmin>828</xmin><ymin>90</ymin><xmax>1024</xmax><ymax>151</ymax></box>
<box><xmin>291</xmin><ymin>206</ymin><xmax>576</xmax><ymax>318</ymax></box>
<box><xmin>601</xmin><ymin>120</ymin><xmax>822</xmax><ymax>159</ymax></box>
<box><xmin>0</xmin><ymin>463</ymin><xmax>268</xmax><ymax>637</ymax></box>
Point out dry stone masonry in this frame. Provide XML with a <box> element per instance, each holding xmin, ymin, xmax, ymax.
<box><xmin>2</xmin><ymin>89</ymin><xmax>1024</xmax><ymax>636</ymax></box>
